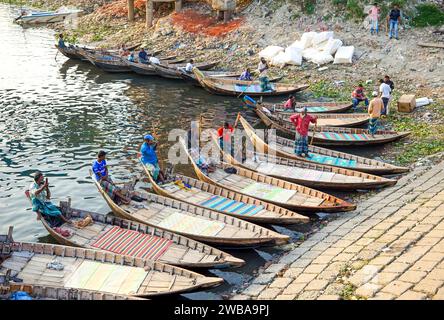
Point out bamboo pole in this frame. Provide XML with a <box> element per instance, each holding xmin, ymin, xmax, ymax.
<box><xmin>128</xmin><ymin>0</ymin><xmax>135</xmax><ymax>22</ymax></box>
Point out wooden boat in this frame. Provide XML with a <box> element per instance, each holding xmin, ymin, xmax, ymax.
<box><xmin>258</xmin><ymin>105</ymin><xmax>369</xmax><ymax>127</ymax></box>
<box><xmin>0</xmin><ymin>283</ymin><xmax>144</xmax><ymax>300</ymax></box>
<box><xmin>55</xmin><ymin>44</ymin><xmax>84</xmax><ymax>60</ymax></box>
<box><xmin>0</xmin><ymin>228</ymin><xmax>223</xmax><ymax>297</ymax></box>
<box><xmin>192</xmin><ymin>68</ymin><xmax>309</xmax><ymax>97</ymax></box>
<box><xmin>255</xmin><ymin>106</ymin><xmax>411</xmax><ymax>146</ymax></box>
<box><xmin>26</xmin><ymin>193</ymin><xmax>244</xmax><ymax>268</ymax></box>
<box><xmin>244</xmin><ymin>98</ymin><xmax>353</xmax><ymax>113</ymax></box>
<box><xmin>211</xmin><ymin>134</ymin><xmax>396</xmax><ymax>190</ymax></box>
<box><xmin>180</xmin><ymin>139</ymin><xmax>356</xmax><ymax>213</ymax></box>
<box><xmin>151</xmin><ymin>61</ymin><xmax>219</xmax><ymax>79</ymax></box>
<box><xmin>238</xmin><ymin>114</ymin><xmax>409</xmax><ymax>175</ymax></box>
<box><xmin>140</xmin><ymin>161</ymin><xmax>309</xmax><ymax>225</ymax></box>
<box><xmin>90</xmin><ymin>173</ymin><xmax>289</xmax><ymax>246</ymax></box>
<box><xmin>180</xmin><ymin>70</ymin><xmax>282</xmax><ymax>87</ymax></box>
<box><xmin>15</xmin><ymin>9</ymin><xmax>82</xmax><ymax>24</ymax></box>
<box><xmin>80</xmin><ymin>49</ymin><xmax>131</xmax><ymax>73</ymax></box>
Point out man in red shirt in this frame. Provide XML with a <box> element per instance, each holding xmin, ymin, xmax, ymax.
<box><xmin>351</xmin><ymin>84</ymin><xmax>369</xmax><ymax>111</ymax></box>
<box><xmin>289</xmin><ymin>108</ymin><xmax>317</xmax><ymax>157</ymax></box>
<box><xmin>217</xmin><ymin>122</ymin><xmax>234</xmax><ymax>155</ymax></box>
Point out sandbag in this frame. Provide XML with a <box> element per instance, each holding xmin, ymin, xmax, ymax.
<box><xmin>288</xmin><ymin>40</ymin><xmax>304</xmax><ymax>50</ymax></box>
<box><xmin>313</xmin><ymin>39</ymin><xmax>330</xmax><ymax>51</ymax></box>
<box><xmin>323</xmin><ymin>38</ymin><xmax>343</xmax><ymax>55</ymax></box>
<box><xmin>284</xmin><ymin>47</ymin><xmax>302</xmax><ymax>65</ymax></box>
<box><xmin>270</xmin><ymin>51</ymin><xmax>288</xmax><ymax>67</ymax></box>
<box><xmin>302</xmin><ymin>48</ymin><xmax>319</xmax><ymax>61</ymax></box>
<box><xmin>258</xmin><ymin>45</ymin><xmax>284</xmax><ymax>60</ymax></box>
<box><xmin>416</xmin><ymin>97</ymin><xmax>433</xmax><ymax>107</ymax></box>
<box><xmin>149</xmin><ymin>56</ymin><xmax>160</xmax><ymax>64</ymax></box>
<box><xmin>312</xmin><ymin>31</ymin><xmax>334</xmax><ymax>46</ymax></box>
<box><xmin>333</xmin><ymin>46</ymin><xmax>355</xmax><ymax>64</ymax></box>
<box><xmin>300</xmin><ymin>32</ymin><xmax>317</xmax><ymax>49</ymax></box>
<box><xmin>311</xmin><ymin>52</ymin><xmax>334</xmax><ymax>65</ymax></box>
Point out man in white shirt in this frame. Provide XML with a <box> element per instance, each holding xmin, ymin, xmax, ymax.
<box><xmin>379</xmin><ymin>79</ymin><xmax>391</xmax><ymax>116</ymax></box>
<box><xmin>149</xmin><ymin>56</ymin><xmax>160</xmax><ymax>65</ymax></box>
<box><xmin>185</xmin><ymin>59</ymin><xmax>194</xmax><ymax>73</ymax></box>
<box><xmin>257</xmin><ymin>57</ymin><xmax>273</xmax><ymax>92</ymax></box>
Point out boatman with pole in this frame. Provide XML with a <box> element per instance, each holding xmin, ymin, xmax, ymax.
<box><xmin>289</xmin><ymin>108</ymin><xmax>317</xmax><ymax>158</ymax></box>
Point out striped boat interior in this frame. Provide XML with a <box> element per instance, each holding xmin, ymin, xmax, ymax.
<box><xmin>199</xmin><ymin>195</ymin><xmax>264</xmax><ymax>216</ymax></box>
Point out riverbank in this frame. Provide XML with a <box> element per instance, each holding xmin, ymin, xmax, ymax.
<box><xmin>5</xmin><ymin>0</ymin><xmax>444</xmax><ymax>167</ymax></box>
<box><xmin>233</xmin><ymin>156</ymin><xmax>444</xmax><ymax>300</ymax></box>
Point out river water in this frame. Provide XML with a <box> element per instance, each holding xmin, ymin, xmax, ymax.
<box><xmin>0</xmin><ymin>3</ymin><xmax>392</xmax><ymax>299</ymax></box>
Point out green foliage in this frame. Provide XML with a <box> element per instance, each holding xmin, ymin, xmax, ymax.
<box><xmin>345</xmin><ymin>0</ymin><xmax>365</xmax><ymax>20</ymax></box>
<box><xmin>303</xmin><ymin>0</ymin><xmax>316</xmax><ymax>15</ymax></box>
<box><xmin>310</xmin><ymin>80</ymin><xmax>343</xmax><ymax>99</ymax></box>
<box><xmin>396</xmin><ymin>140</ymin><xmax>444</xmax><ymax>165</ymax></box>
<box><xmin>413</xmin><ymin>4</ymin><xmax>444</xmax><ymax>27</ymax></box>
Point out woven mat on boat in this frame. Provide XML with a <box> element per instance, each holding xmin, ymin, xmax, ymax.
<box><xmin>319</xmin><ymin>132</ymin><xmax>370</xmax><ymax>141</ymax></box>
<box><xmin>306</xmin><ymin>106</ymin><xmax>329</xmax><ymax>112</ymax></box>
<box><xmin>158</xmin><ymin>212</ymin><xmax>225</xmax><ymax>236</ymax></box>
<box><xmin>240</xmin><ymin>182</ymin><xmax>296</xmax><ymax>203</ymax></box>
<box><xmin>91</xmin><ymin>226</ymin><xmax>173</xmax><ymax>260</ymax></box>
<box><xmin>234</xmin><ymin>84</ymin><xmax>275</xmax><ymax>93</ymax></box>
<box><xmin>308</xmin><ymin>154</ymin><xmax>357</xmax><ymax>167</ymax></box>
<box><xmin>64</xmin><ymin>260</ymin><xmax>147</xmax><ymax>295</ymax></box>
<box><xmin>199</xmin><ymin>195</ymin><xmax>264</xmax><ymax>216</ymax></box>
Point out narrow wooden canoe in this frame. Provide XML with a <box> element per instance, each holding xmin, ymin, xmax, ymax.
<box><xmin>55</xmin><ymin>44</ymin><xmax>84</xmax><ymax>60</ymax></box>
<box><xmin>245</xmin><ymin>99</ymin><xmax>353</xmax><ymax>114</ymax></box>
<box><xmin>193</xmin><ymin>68</ymin><xmax>309</xmax><ymax>97</ymax></box>
<box><xmin>0</xmin><ymin>228</ymin><xmax>223</xmax><ymax>297</ymax></box>
<box><xmin>180</xmin><ymin>139</ymin><xmax>356</xmax><ymax>213</ymax></box>
<box><xmin>0</xmin><ymin>281</ymin><xmax>144</xmax><ymax>300</ymax></box>
<box><xmin>140</xmin><ymin>160</ymin><xmax>309</xmax><ymax>225</ymax></box>
<box><xmin>258</xmin><ymin>105</ymin><xmax>369</xmax><ymax>127</ymax></box>
<box><xmin>152</xmin><ymin>61</ymin><xmax>219</xmax><ymax>79</ymax></box>
<box><xmin>90</xmin><ymin>173</ymin><xmax>289</xmax><ymax>246</ymax></box>
<box><xmin>80</xmin><ymin>49</ymin><xmax>131</xmax><ymax>73</ymax></box>
<box><xmin>181</xmin><ymin>70</ymin><xmax>282</xmax><ymax>87</ymax></box>
<box><xmin>239</xmin><ymin>115</ymin><xmax>409</xmax><ymax>174</ymax></box>
<box><xmin>26</xmin><ymin>194</ymin><xmax>244</xmax><ymax>268</ymax></box>
<box><xmin>255</xmin><ymin>107</ymin><xmax>410</xmax><ymax>146</ymax></box>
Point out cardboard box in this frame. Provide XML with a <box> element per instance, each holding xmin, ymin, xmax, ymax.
<box><xmin>397</xmin><ymin>94</ymin><xmax>416</xmax><ymax>113</ymax></box>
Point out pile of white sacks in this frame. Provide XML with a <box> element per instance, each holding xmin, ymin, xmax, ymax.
<box><xmin>258</xmin><ymin>31</ymin><xmax>355</xmax><ymax>67</ymax></box>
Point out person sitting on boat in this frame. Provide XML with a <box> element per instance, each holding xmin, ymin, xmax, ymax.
<box><xmin>257</xmin><ymin>57</ymin><xmax>273</xmax><ymax>92</ymax></box>
<box><xmin>184</xmin><ymin>59</ymin><xmax>194</xmax><ymax>73</ymax></box>
<box><xmin>217</xmin><ymin>122</ymin><xmax>234</xmax><ymax>156</ymax></box>
<box><xmin>127</xmin><ymin>51</ymin><xmax>135</xmax><ymax>62</ymax></box>
<box><xmin>119</xmin><ymin>44</ymin><xmax>129</xmax><ymax>57</ymax></box>
<box><xmin>138</xmin><ymin>48</ymin><xmax>148</xmax><ymax>64</ymax></box>
<box><xmin>57</xmin><ymin>33</ymin><xmax>66</xmax><ymax>49</ymax></box>
<box><xmin>140</xmin><ymin>134</ymin><xmax>165</xmax><ymax>183</ymax></box>
<box><xmin>29</xmin><ymin>171</ymin><xmax>72</xmax><ymax>226</ymax></box>
<box><xmin>351</xmin><ymin>84</ymin><xmax>369</xmax><ymax>111</ymax></box>
<box><xmin>368</xmin><ymin>91</ymin><xmax>383</xmax><ymax>137</ymax></box>
<box><xmin>284</xmin><ymin>95</ymin><xmax>296</xmax><ymax>110</ymax></box>
<box><xmin>289</xmin><ymin>108</ymin><xmax>317</xmax><ymax>158</ymax></box>
<box><xmin>239</xmin><ymin>68</ymin><xmax>252</xmax><ymax>81</ymax></box>
<box><xmin>92</xmin><ymin>150</ymin><xmax>131</xmax><ymax>204</ymax></box>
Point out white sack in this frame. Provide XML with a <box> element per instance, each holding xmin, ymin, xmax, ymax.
<box><xmin>416</xmin><ymin>97</ymin><xmax>432</xmax><ymax>107</ymax></box>
<box><xmin>149</xmin><ymin>57</ymin><xmax>160</xmax><ymax>64</ymax></box>
<box><xmin>333</xmin><ymin>46</ymin><xmax>355</xmax><ymax>64</ymax></box>
<box><xmin>300</xmin><ymin>32</ymin><xmax>317</xmax><ymax>49</ymax></box>
<box><xmin>258</xmin><ymin>45</ymin><xmax>284</xmax><ymax>60</ymax></box>
<box><xmin>313</xmin><ymin>39</ymin><xmax>330</xmax><ymax>51</ymax></box>
<box><xmin>302</xmin><ymin>48</ymin><xmax>319</xmax><ymax>61</ymax></box>
<box><xmin>288</xmin><ymin>40</ymin><xmax>305</xmax><ymax>50</ymax></box>
<box><xmin>284</xmin><ymin>47</ymin><xmax>302</xmax><ymax>65</ymax></box>
<box><xmin>311</xmin><ymin>52</ymin><xmax>334</xmax><ymax>65</ymax></box>
<box><xmin>323</xmin><ymin>38</ymin><xmax>343</xmax><ymax>55</ymax></box>
<box><xmin>312</xmin><ymin>31</ymin><xmax>334</xmax><ymax>46</ymax></box>
<box><xmin>270</xmin><ymin>51</ymin><xmax>288</xmax><ymax>67</ymax></box>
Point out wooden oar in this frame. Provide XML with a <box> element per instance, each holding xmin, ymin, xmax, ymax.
<box><xmin>236</xmin><ymin>74</ymin><xmax>260</xmax><ymax>98</ymax></box>
<box><xmin>310</xmin><ymin>122</ymin><xmax>317</xmax><ymax>145</ymax></box>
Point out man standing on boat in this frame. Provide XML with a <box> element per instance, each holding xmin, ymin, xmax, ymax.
<box><xmin>289</xmin><ymin>108</ymin><xmax>317</xmax><ymax>158</ymax></box>
<box><xmin>368</xmin><ymin>91</ymin><xmax>383</xmax><ymax>137</ymax></box>
<box><xmin>140</xmin><ymin>134</ymin><xmax>165</xmax><ymax>183</ymax></box>
<box><xmin>57</xmin><ymin>33</ymin><xmax>66</xmax><ymax>48</ymax></box>
<box><xmin>257</xmin><ymin>57</ymin><xmax>273</xmax><ymax>92</ymax></box>
<box><xmin>138</xmin><ymin>48</ymin><xmax>148</xmax><ymax>64</ymax></box>
<box><xmin>284</xmin><ymin>95</ymin><xmax>296</xmax><ymax>110</ymax></box>
<box><xmin>351</xmin><ymin>84</ymin><xmax>369</xmax><ymax>111</ymax></box>
<box><xmin>29</xmin><ymin>171</ymin><xmax>72</xmax><ymax>226</ymax></box>
<box><xmin>217</xmin><ymin>122</ymin><xmax>234</xmax><ymax>156</ymax></box>
<box><xmin>92</xmin><ymin>151</ymin><xmax>131</xmax><ymax>204</ymax></box>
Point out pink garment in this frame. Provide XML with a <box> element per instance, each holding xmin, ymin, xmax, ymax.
<box><xmin>284</xmin><ymin>99</ymin><xmax>294</xmax><ymax>109</ymax></box>
<box><xmin>289</xmin><ymin>114</ymin><xmax>317</xmax><ymax>136</ymax></box>
<box><xmin>368</xmin><ymin>6</ymin><xmax>380</xmax><ymax>20</ymax></box>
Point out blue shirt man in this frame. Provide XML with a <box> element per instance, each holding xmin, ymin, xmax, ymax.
<box><xmin>138</xmin><ymin>48</ymin><xmax>148</xmax><ymax>63</ymax></box>
<box><xmin>92</xmin><ymin>156</ymin><xmax>107</xmax><ymax>181</ymax></box>
<box><xmin>140</xmin><ymin>134</ymin><xmax>165</xmax><ymax>183</ymax></box>
<box><xmin>58</xmin><ymin>34</ymin><xmax>66</xmax><ymax>48</ymax></box>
